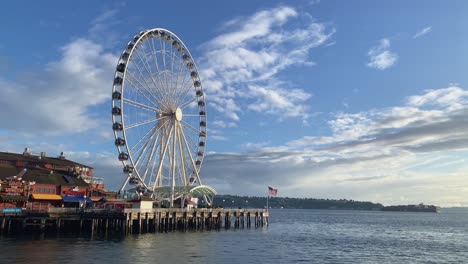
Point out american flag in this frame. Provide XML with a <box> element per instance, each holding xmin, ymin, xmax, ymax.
<box><xmin>268</xmin><ymin>186</ymin><xmax>278</xmax><ymax>196</ymax></box>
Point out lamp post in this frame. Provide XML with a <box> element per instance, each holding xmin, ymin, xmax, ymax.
<box><xmin>26</xmin><ymin>181</ymin><xmax>35</xmax><ymax>211</ymax></box>
<box><xmin>245</xmin><ymin>200</ymin><xmax>248</xmax><ymax>209</ymax></box>
<box><xmin>83</xmin><ymin>195</ymin><xmax>87</xmax><ymax>210</ymax></box>
<box><xmin>222</xmin><ymin>199</ymin><xmax>225</xmax><ymax>208</ymax></box>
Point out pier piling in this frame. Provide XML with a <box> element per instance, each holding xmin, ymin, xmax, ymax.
<box><xmin>0</xmin><ymin>208</ymin><xmax>268</xmax><ymax>235</ymax></box>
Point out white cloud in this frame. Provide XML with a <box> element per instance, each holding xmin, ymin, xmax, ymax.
<box><xmin>0</xmin><ymin>39</ymin><xmax>117</xmax><ymax>135</ymax></box>
<box><xmin>413</xmin><ymin>26</ymin><xmax>432</xmax><ymax>39</ymax></box>
<box><xmin>208</xmin><ymin>128</ymin><xmax>227</xmax><ymax>141</ymax></box>
<box><xmin>213</xmin><ymin>120</ymin><xmax>237</xmax><ymax>128</ymax></box>
<box><xmin>209</xmin><ymin>6</ymin><xmax>297</xmax><ymax>47</ymax></box>
<box><xmin>367</xmin><ymin>38</ymin><xmax>398</xmax><ymax>70</ymax></box>
<box><xmin>201</xmin><ymin>6</ymin><xmax>334</xmax><ymax>123</ymax></box>
<box><xmin>247</xmin><ymin>84</ymin><xmax>312</xmax><ymax>119</ymax></box>
<box><xmin>406</xmin><ymin>86</ymin><xmax>468</xmax><ymax>109</ymax></box>
<box><xmin>88</xmin><ymin>8</ymin><xmax>122</xmax><ymax>48</ymax></box>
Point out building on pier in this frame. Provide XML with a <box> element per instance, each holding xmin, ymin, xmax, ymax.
<box><xmin>0</xmin><ymin>148</ymin><xmax>102</xmax><ymax>211</ymax></box>
<box><xmin>0</xmin><ymin>149</ymin><xmax>216</xmax><ymax>211</ymax></box>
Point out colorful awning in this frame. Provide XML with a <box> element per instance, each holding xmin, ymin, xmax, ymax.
<box><xmin>31</xmin><ymin>194</ymin><xmax>62</xmax><ymax>200</ymax></box>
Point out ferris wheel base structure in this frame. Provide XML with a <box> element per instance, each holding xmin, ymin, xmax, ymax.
<box><xmin>111</xmin><ymin>28</ymin><xmax>215</xmax><ymax>207</ymax></box>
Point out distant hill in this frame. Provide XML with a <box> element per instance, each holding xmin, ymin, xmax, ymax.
<box><xmin>212</xmin><ymin>195</ymin><xmax>384</xmax><ymax>211</ymax></box>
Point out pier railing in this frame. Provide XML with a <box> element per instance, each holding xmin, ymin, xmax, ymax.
<box><xmin>48</xmin><ymin>208</ymin><xmax>123</xmax><ymax>214</ymax></box>
<box><xmin>122</xmin><ymin>208</ymin><xmax>268</xmax><ymax>214</ymax></box>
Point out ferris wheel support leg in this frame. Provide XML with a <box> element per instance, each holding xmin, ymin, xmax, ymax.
<box><xmin>120</xmin><ymin>175</ymin><xmax>131</xmax><ymax>193</ymax></box>
<box><xmin>152</xmin><ymin>126</ymin><xmax>174</xmax><ymax>193</ymax></box>
<box><xmin>176</xmin><ymin>124</ymin><xmax>188</xmax><ymax>186</ymax></box>
<box><xmin>170</xmin><ymin>123</ymin><xmax>177</xmax><ymax>208</ymax></box>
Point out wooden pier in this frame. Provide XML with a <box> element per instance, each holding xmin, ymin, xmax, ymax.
<box><xmin>0</xmin><ymin>208</ymin><xmax>268</xmax><ymax>235</ymax></box>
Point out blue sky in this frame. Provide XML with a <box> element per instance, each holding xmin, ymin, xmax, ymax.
<box><xmin>1</xmin><ymin>0</ymin><xmax>468</xmax><ymax>206</ymax></box>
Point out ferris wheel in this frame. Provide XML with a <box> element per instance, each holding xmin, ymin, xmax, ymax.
<box><xmin>111</xmin><ymin>28</ymin><xmax>214</xmax><ymax>206</ymax></box>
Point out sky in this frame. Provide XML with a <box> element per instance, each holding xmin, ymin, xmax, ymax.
<box><xmin>0</xmin><ymin>0</ymin><xmax>467</xmax><ymax>206</ymax></box>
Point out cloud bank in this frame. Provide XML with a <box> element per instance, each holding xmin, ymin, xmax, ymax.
<box><xmin>202</xmin><ymin>86</ymin><xmax>468</xmax><ymax>206</ymax></box>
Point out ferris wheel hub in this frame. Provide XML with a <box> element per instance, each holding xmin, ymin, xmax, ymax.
<box><xmin>175</xmin><ymin>107</ymin><xmax>183</xmax><ymax>121</ymax></box>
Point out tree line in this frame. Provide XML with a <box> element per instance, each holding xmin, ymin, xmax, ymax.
<box><xmin>211</xmin><ymin>195</ymin><xmax>384</xmax><ymax>210</ymax></box>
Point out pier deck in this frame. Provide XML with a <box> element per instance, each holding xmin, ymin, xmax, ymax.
<box><xmin>0</xmin><ymin>208</ymin><xmax>268</xmax><ymax>235</ymax></box>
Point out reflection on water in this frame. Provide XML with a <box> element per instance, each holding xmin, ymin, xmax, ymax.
<box><xmin>2</xmin><ymin>210</ymin><xmax>468</xmax><ymax>264</ymax></box>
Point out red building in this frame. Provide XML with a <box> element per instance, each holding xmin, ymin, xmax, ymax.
<box><xmin>0</xmin><ymin>148</ymin><xmax>94</xmax><ymax>211</ymax></box>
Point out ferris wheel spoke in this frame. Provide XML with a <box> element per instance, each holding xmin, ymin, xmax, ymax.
<box><xmin>140</xmin><ymin>130</ymin><xmax>160</xmax><ymax>182</ymax></box>
<box><xmin>169</xmin><ymin>41</ymin><xmax>176</xmax><ymax>102</ymax></box>
<box><xmin>125</xmin><ymin>71</ymin><xmax>164</xmax><ymax>108</ymax></box>
<box><xmin>124</xmin><ymin>78</ymin><xmax>158</xmax><ymax>109</ymax></box>
<box><xmin>172</xmin><ymin>55</ymin><xmax>186</xmax><ymax>104</ymax></box>
<box><xmin>128</xmin><ymin>57</ymin><xmax>162</xmax><ymax>106</ymax></box>
<box><xmin>152</xmin><ymin>125</ymin><xmax>174</xmax><ymax>192</ymax></box>
<box><xmin>164</xmin><ymin>43</ymin><xmax>176</xmax><ymax>107</ymax></box>
<box><xmin>182</xmin><ymin>129</ymin><xmax>199</xmax><ymax>154</ymax></box>
<box><xmin>179</xmin><ymin>124</ymin><xmax>203</xmax><ymax>185</ymax></box>
<box><xmin>147</xmin><ymin>150</ymin><xmax>160</xmax><ymax>189</ymax></box>
<box><xmin>177</xmin><ymin>123</ymin><xmax>188</xmax><ymax>186</ymax></box>
<box><xmin>175</xmin><ymin>73</ymin><xmax>195</xmax><ymax>105</ymax></box>
<box><xmin>159</xmin><ymin>38</ymin><xmax>171</xmax><ymax>106</ymax></box>
<box><xmin>133</xmin><ymin>128</ymin><xmax>157</xmax><ymax>166</ymax></box>
<box><xmin>133</xmin><ymin>47</ymin><xmax>171</xmax><ymax>108</ymax></box>
<box><xmin>171</xmin><ymin>45</ymin><xmax>184</xmax><ymax>108</ymax></box>
<box><xmin>123</xmin><ymin>98</ymin><xmax>160</xmax><ymax>113</ymax></box>
<box><xmin>126</xmin><ymin>116</ymin><xmax>166</xmax><ymax>130</ymax></box>
<box><xmin>129</xmin><ymin>125</ymin><xmax>156</xmax><ymax>153</ymax></box>
<box><xmin>149</xmin><ymin>38</ymin><xmax>172</xmax><ymax>107</ymax></box>
<box><xmin>181</xmin><ymin>120</ymin><xmax>201</xmax><ymax>135</ymax></box>
<box><xmin>127</xmin><ymin>61</ymin><xmax>154</xmax><ymax>96</ymax></box>
<box><xmin>135</xmin><ymin>43</ymin><xmax>166</xmax><ymax>99</ymax></box>
<box><xmin>179</xmin><ymin>97</ymin><xmax>197</xmax><ymax>110</ymax></box>
<box><xmin>133</xmin><ymin>147</ymin><xmax>154</xmax><ymax>185</ymax></box>
<box><xmin>172</xmin><ymin>64</ymin><xmax>191</xmax><ymax>104</ymax></box>
<box><xmin>132</xmin><ymin>120</ymin><xmax>167</xmax><ymax>171</ymax></box>
<box><xmin>180</xmin><ymin>124</ymin><xmax>200</xmax><ymax>157</ymax></box>
<box><xmin>166</xmin><ymin>42</ymin><xmax>176</xmax><ymax>105</ymax></box>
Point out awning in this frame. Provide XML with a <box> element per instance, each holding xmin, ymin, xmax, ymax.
<box><xmin>31</xmin><ymin>194</ymin><xmax>62</xmax><ymax>200</ymax></box>
<box><xmin>153</xmin><ymin>185</ymin><xmax>217</xmax><ymax>199</ymax></box>
<box><xmin>62</xmin><ymin>196</ymin><xmax>92</xmax><ymax>203</ymax></box>
<box><xmin>0</xmin><ymin>195</ymin><xmax>27</xmax><ymax>202</ymax></box>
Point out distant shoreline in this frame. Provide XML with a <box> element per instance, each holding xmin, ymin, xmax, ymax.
<box><xmin>213</xmin><ymin>195</ymin><xmax>441</xmax><ymax>212</ymax></box>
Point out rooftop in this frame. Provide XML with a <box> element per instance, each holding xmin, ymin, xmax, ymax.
<box><xmin>0</xmin><ymin>165</ymin><xmax>88</xmax><ymax>187</ymax></box>
<box><xmin>0</xmin><ymin>151</ymin><xmax>92</xmax><ymax>169</ymax></box>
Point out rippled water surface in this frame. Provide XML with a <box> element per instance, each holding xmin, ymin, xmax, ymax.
<box><xmin>1</xmin><ymin>209</ymin><xmax>468</xmax><ymax>263</ymax></box>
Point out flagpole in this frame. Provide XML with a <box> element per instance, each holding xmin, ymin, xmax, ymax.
<box><xmin>267</xmin><ymin>194</ymin><xmax>269</xmax><ymax>212</ymax></box>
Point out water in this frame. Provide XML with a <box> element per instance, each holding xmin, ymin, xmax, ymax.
<box><xmin>1</xmin><ymin>209</ymin><xmax>467</xmax><ymax>263</ymax></box>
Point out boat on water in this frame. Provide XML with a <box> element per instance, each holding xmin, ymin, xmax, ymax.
<box><xmin>382</xmin><ymin>203</ymin><xmax>440</xmax><ymax>213</ymax></box>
